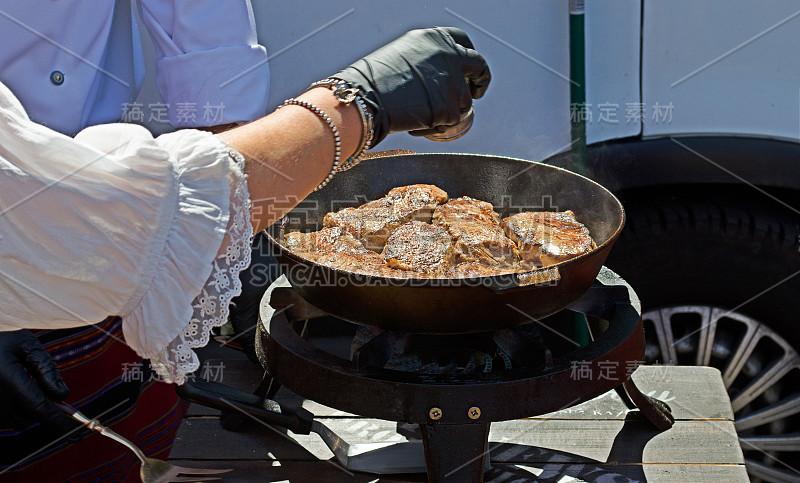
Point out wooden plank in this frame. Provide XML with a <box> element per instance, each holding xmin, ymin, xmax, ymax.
<box><xmin>273</xmin><ymin>390</ymin><xmax>359</xmax><ymax>417</ymax></box>
<box><xmin>164</xmin><ymin>459</ymin><xmax>749</xmax><ymax>483</ymax></box>
<box><xmin>631</xmin><ymin>365</ymin><xmax>733</xmax><ymax>420</ymax></box>
<box><xmin>485</xmin><ymin>463</ymin><xmax>749</xmax><ymax>483</ymax></box>
<box><xmin>181</xmin><ymin>415</ymin><xmax>742</xmax><ymax>466</ymax></box>
<box><xmin>529</xmin><ymin>366</ymin><xmax>733</xmax><ymax>421</ymax></box>
<box><xmin>268</xmin><ymin>367</ymin><xmax>734</xmax><ymax>421</ymax></box>
<box><xmin>489</xmin><ymin>419</ymin><xmax>742</xmax><ymax>465</ymax></box>
<box><xmin>267</xmin><ymin>366</ymin><xmax>733</xmax><ymax>422</ymax></box>
<box><xmin>289</xmin><ymin>417</ymin><xmax>743</xmax><ymax>466</ymax></box>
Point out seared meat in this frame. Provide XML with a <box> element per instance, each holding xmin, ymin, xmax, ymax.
<box><xmin>433</xmin><ymin>197</ymin><xmax>519</xmax><ymax>267</ymax></box>
<box><xmin>323</xmin><ymin>184</ymin><xmax>447</xmax><ymax>251</ymax></box>
<box><xmin>386</xmin><ymin>184</ymin><xmax>448</xmax><ymax>207</ymax></box>
<box><xmin>285</xmin><ymin>227</ymin><xmax>408</xmax><ymax>277</ymax></box>
<box><xmin>382</xmin><ymin>221</ymin><xmax>457</xmax><ymax>274</ymax></box>
<box><xmin>283</xmin><ymin>231</ymin><xmax>316</xmax><ymax>256</ymax></box>
<box><xmin>286</xmin><ymin>186</ymin><xmax>594</xmax><ymax>279</ymax></box>
<box><xmin>501</xmin><ymin>210</ymin><xmax>594</xmax><ymax>266</ymax></box>
<box><xmin>314</xmin><ymin>250</ymin><xmax>409</xmax><ymax>278</ymax></box>
<box><xmin>446</xmin><ymin>222</ymin><xmax>520</xmax><ymax>267</ymax></box>
<box><xmin>432</xmin><ymin>196</ymin><xmax>498</xmax><ymax>225</ymax></box>
<box><xmin>283</xmin><ymin>227</ymin><xmax>365</xmax><ymax>257</ymax></box>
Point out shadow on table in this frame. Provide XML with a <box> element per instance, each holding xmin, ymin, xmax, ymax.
<box><xmin>315</xmin><ymin>416</ymin><xmax>660</xmax><ymax>482</ymax></box>
<box><xmin>484</xmin><ymin>417</ymin><xmax>657</xmax><ymax>482</ymax></box>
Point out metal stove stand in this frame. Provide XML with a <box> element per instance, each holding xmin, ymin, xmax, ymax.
<box><xmin>178</xmin><ymin>267</ymin><xmax>673</xmax><ymax>483</ymax></box>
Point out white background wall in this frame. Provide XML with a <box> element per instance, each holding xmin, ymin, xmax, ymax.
<box><xmin>135</xmin><ymin>0</ymin><xmax>642</xmax><ymax>162</ymax></box>
<box><xmin>136</xmin><ymin>1</ymin><xmax>800</xmax><ymax>160</ymax></box>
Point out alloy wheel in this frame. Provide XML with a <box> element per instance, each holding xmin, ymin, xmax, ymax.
<box><xmin>642</xmin><ymin>305</ymin><xmax>800</xmax><ymax>482</ymax></box>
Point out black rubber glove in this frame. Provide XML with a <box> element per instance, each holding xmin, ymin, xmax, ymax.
<box><xmin>333</xmin><ymin>26</ymin><xmax>491</xmax><ymax>147</ymax></box>
<box><xmin>0</xmin><ymin>330</ymin><xmax>82</xmax><ymax>442</ymax></box>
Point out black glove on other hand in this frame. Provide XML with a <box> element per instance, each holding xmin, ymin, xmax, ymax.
<box><xmin>0</xmin><ymin>330</ymin><xmax>82</xmax><ymax>442</ymax></box>
<box><xmin>333</xmin><ymin>26</ymin><xmax>491</xmax><ymax>147</ymax></box>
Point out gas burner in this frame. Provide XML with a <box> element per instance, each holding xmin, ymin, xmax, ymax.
<box><xmin>178</xmin><ymin>267</ymin><xmax>675</xmax><ymax>483</ymax></box>
<box><xmin>348</xmin><ymin>325</ymin><xmax>545</xmax><ymax>375</ymax></box>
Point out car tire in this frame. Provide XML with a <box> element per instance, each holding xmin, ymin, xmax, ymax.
<box><xmin>606</xmin><ymin>185</ymin><xmax>800</xmax><ymax>482</ymax></box>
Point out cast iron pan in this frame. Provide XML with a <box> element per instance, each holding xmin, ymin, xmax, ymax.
<box><xmin>265</xmin><ymin>153</ymin><xmax>624</xmax><ymax>333</ymax></box>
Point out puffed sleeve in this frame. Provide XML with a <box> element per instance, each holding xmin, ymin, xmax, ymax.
<box><xmin>0</xmin><ymin>82</ymin><xmax>253</xmax><ymax>384</ymax></box>
<box><xmin>137</xmin><ymin>0</ymin><xmax>270</xmax><ymax>128</ymax></box>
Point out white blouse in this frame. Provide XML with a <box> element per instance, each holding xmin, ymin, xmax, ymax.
<box><xmin>0</xmin><ymin>82</ymin><xmax>253</xmax><ymax>384</ymax></box>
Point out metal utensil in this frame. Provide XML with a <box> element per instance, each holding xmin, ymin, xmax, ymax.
<box><xmin>422</xmin><ymin>106</ymin><xmax>475</xmax><ymax>141</ymax></box>
<box><xmin>57</xmin><ymin>403</ymin><xmax>232</xmax><ymax>483</ymax></box>
<box><xmin>176</xmin><ymin>378</ymin><xmax>430</xmax><ymax>474</ymax></box>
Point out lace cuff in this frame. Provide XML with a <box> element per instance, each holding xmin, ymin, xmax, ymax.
<box><xmin>148</xmin><ymin>149</ymin><xmax>253</xmax><ymax>384</ymax></box>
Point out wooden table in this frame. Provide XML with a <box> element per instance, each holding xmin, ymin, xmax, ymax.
<box><xmin>168</xmin><ymin>342</ymin><xmax>747</xmax><ymax>482</ymax></box>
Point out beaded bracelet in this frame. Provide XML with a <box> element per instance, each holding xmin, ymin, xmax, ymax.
<box><xmin>277</xmin><ymin>98</ymin><xmax>342</xmax><ymax>191</ymax></box>
<box><xmin>307</xmin><ymin>78</ymin><xmax>374</xmax><ymax>172</ymax></box>
<box><xmin>337</xmin><ymin>94</ymin><xmax>373</xmax><ymax>172</ymax></box>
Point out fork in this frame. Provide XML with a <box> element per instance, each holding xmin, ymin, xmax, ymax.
<box><xmin>57</xmin><ymin>403</ymin><xmax>232</xmax><ymax>482</ymax></box>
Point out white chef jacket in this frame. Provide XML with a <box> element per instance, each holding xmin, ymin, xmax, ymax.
<box><xmin>0</xmin><ymin>0</ymin><xmax>269</xmax><ymax>136</ymax></box>
<box><xmin>0</xmin><ymin>81</ymin><xmax>253</xmax><ymax>384</ymax></box>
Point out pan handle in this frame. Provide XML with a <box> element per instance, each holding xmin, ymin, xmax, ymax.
<box><xmin>176</xmin><ymin>377</ymin><xmax>313</xmax><ymax>435</ymax></box>
<box><xmin>482</xmin><ymin>266</ymin><xmax>560</xmax><ymax>292</ymax></box>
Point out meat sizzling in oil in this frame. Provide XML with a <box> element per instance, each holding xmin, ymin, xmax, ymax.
<box><xmin>323</xmin><ymin>184</ymin><xmax>447</xmax><ymax>251</ymax></box>
<box><xmin>432</xmin><ymin>196</ymin><xmax>499</xmax><ymax>225</ymax></box>
<box><xmin>501</xmin><ymin>210</ymin><xmax>594</xmax><ymax>267</ymax></box>
<box><xmin>284</xmin><ymin>227</ymin><xmax>365</xmax><ymax>257</ymax></box>
<box><xmin>382</xmin><ymin>221</ymin><xmax>457</xmax><ymax>275</ymax></box>
<box><xmin>433</xmin><ymin>197</ymin><xmax>519</xmax><ymax>268</ymax></box>
<box><xmin>284</xmin><ymin>227</ymin><xmax>408</xmax><ymax>278</ymax></box>
<box><xmin>284</xmin><ymin>185</ymin><xmax>596</xmax><ymax>278</ymax></box>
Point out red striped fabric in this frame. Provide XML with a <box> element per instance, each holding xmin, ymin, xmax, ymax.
<box><xmin>0</xmin><ymin>318</ymin><xmax>188</xmax><ymax>481</ymax></box>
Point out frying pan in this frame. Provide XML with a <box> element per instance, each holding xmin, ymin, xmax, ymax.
<box><xmin>265</xmin><ymin>153</ymin><xmax>624</xmax><ymax>333</ymax></box>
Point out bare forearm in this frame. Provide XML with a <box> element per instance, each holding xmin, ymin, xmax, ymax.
<box><xmin>218</xmin><ymin>87</ymin><xmax>362</xmax><ymax>232</ymax></box>
<box><xmin>218</xmin><ymin>27</ymin><xmax>490</xmax><ymax>233</ymax></box>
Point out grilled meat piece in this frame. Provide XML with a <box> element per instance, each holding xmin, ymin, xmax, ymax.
<box><xmin>284</xmin><ymin>227</ymin><xmax>365</xmax><ymax>257</ymax></box>
<box><xmin>433</xmin><ymin>197</ymin><xmax>519</xmax><ymax>267</ymax></box>
<box><xmin>446</xmin><ymin>222</ymin><xmax>520</xmax><ymax>267</ymax></box>
<box><xmin>314</xmin><ymin>250</ymin><xmax>410</xmax><ymax>278</ymax></box>
<box><xmin>386</xmin><ymin>184</ymin><xmax>448</xmax><ymax>206</ymax></box>
<box><xmin>432</xmin><ymin>196</ymin><xmax>499</xmax><ymax>225</ymax></box>
<box><xmin>285</xmin><ymin>227</ymin><xmax>409</xmax><ymax>277</ymax></box>
<box><xmin>501</xmin><ymin>210</ymin><xmax>594</xmax><ymax>266</ymax></box>
<box><xmin>323</xmin><ymin>184</ymin><xmax>447</xmax><ymax>251</ymax></box>
<box><xmin>382</xmin><ymin>221</ymin><xmax>457</xmax><ymax>274</ymax></box>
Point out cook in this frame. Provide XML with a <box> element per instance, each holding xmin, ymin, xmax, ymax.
<box><xmin>0</xmin><ymin>1</ymin><xmax>273</xmax><ymax>478</ymax></box>
<box><xmin>0</xmin><ymin>24</ymin><xmax>490</xmax><ymax>471</ymax></box>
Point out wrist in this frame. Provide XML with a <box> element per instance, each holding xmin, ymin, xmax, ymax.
<box><xmin>295</xmin><ymin>87</ymin><xmax>362</xmax><ymax>160</ymax></box>
<box><xmin>307</xmin><ymin>79</ymin><xmax>375</xmax><ymax>168</ymax></box>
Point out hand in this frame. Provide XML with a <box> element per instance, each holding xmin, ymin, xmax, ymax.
<box><xmin>333</xmin><ymin>27</ymin><xmax>491</xmax><ymax>146</ymax></box>
<box><xmin>0</xmin><ymin>330</ymin><xmax>82</xmax><ymax>441</ymax></box>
